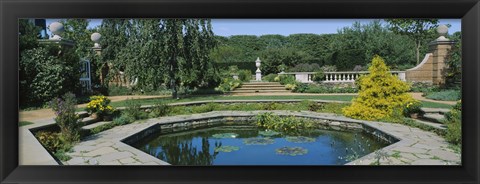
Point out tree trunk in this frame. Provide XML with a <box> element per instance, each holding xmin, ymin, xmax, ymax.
<box><xmin>170</xmin><ymin>59</ymin><xmax>178</xmax><ymax>99</ymax></box>
<box><xmin>416</xmin><ymin>42</ymin><xmax>421</xmax><ymax>65</ymax></box>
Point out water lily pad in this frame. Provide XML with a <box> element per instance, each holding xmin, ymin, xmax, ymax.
<box><xmin>212</xmin><ymin>133</ymin><xmax>238</xmax><ymax>139</ymax></box>
<box><xmin>285</xmin><ymin>136</ymin><xmax>316</xmax><ymax>143</ymax></box>
<box><xmin>275</xmin><ymin>146</ymin><xmax>308</xmax><ymax>156</ymax></box>
<box><xmin>258</xmin><ymin>130</ymin><xmax>281</xmax><ymax>137</ymax></box>
<box><xmin>214</xmin><ymin>146</ymin><xmax>240</xmax><ymax>153</ymax></box>
<box><xmin>243</xmin><ymin>137</ymin><xmax>275</xmax><ymax>145</ymax></box>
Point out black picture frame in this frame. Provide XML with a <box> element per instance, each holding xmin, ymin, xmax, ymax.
<box><xmin>1</xmin><ymin>0</ymin><xmax>479</xmax><ymax>183</ymax></box>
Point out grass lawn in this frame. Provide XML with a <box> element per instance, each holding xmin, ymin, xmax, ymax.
<box><xmin>107</xmin><ymin>95</ymin><xmax>355</xmax><ymax>107</ymax></box>
<box><xmin>19</xmin><ymin>121</ymin><xmax>34</xmax><ymax>127</ymax></box>
<box><xmin>420</xmin><ymin>101</ymin><xmax>454</xmax><ymax>109</ymax></box>
<box><xmin>77</xmin><ymin>94</ymin><xmax>452</xmax><ymax>111</ymax></box>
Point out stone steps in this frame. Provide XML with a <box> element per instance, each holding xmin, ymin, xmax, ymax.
<box><xmin>420</xmin><ymin>113</ymin><xmax>445</xmax><ymax>124</ymax></box>
<box><xmin>235</xmin><ymin>87</ymin><xmax>286</xmax><ymax>90</ymax></box>
<box><xmin>82</xmin><ymin>117</ymin><xmax>99</xmax><ymax>126</ymax></box>
<box><xmin>230</xmin><ymin>90</ymin><xmax>290</xmax><ymax>93</ymax></box>
<box><xmin>232</xmin><ymin>82</ymin><xmax>290</xmax><ymax>94</ymax></box>
<box><xmin>244</xmin><ymin>82</ymin><xmax>280</xmax><ymax>85</ymax></box>
<box><xmin>413</xmin><ymin>119</ymin><xmax>446</xmax><ymax>130</ymax></box>
<box><xmin>420</xmin><ymin>108</ymin><xmax>450</xmax><ymax>115</ymax></box>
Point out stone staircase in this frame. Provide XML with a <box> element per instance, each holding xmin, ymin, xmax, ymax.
<box><xmin>230</xmin><ymin>82</ymin><xmax>290</xmax><ymax>94</ymax></box>
<box><xmin>419</xmin><ymin>108</ymin><xmax>449</xmax><ymax>124</ymax></box>
<box><xmin>413</xmin><ymin>107</ymin><xmax>449</xmax><ymax>130</ymax></box>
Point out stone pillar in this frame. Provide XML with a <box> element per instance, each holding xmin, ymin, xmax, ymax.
<box><xmin>255</xmin><ymin>57</ymin><xmax>262</xmax><ymax>81</ymax></box>
<box><xmin>430</xmin><ymin>25</ymin><xmax>455</xmax><ymax>85</ymax></box>
<box><xmin>91</xmin><ymin>32</ymin><xmax>102</xmax><ymax>56</ymax></box>
<box><xmin>430</xmin><ymin>40</ymin><xmax>454</xmax><ymax>85</ymax></box>
<box><xmin>38</xmin><ymin>21</ymin><xmax>75</xmax><ymax>48</ymax></box>
<box><xmin>405</xmin><ymin>25</ymin><xmax>455</xmax><ymax>85</ymax></box>
<box><xmin>91</xmin><ymin>33</ymin><xmax>107</xmax><ymax>85</ymax></box>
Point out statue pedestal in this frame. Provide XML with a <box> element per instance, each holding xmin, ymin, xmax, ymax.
<box><xmin>256</xmin><ymin>70</ymin><xmax>262</xmax><ymax>81</ymax></box>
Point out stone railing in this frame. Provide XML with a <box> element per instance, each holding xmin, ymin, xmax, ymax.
<box><xmin>278</xmin><ymin>71</ymin><xmax>406</xmax><ymax>83</ymax></box>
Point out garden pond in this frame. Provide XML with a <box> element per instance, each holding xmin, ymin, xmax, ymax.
<box><xmin>129</xmin><ymin>124</ymin><xmax>391</xmax><ymax>165</ymax></box>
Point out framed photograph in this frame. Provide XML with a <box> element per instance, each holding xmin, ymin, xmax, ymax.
<box><xmin>1</xmin><ymin>0</ymin><xmax>479</xmax><ymax>184</ymax></box>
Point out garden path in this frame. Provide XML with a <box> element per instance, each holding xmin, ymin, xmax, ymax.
<box><xmin>19</xmin><ymin>95</ymin><xmax>168</xmax><ymax>122</ymax></box>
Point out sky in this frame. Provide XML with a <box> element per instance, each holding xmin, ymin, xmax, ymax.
<box><xmin>45</xmin><ymin>19</ymin><xmax>461</xmax><ymax>37</ymax></box>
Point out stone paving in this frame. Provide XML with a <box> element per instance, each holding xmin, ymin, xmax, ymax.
<box><xmin>61</xmin><ymin>110</ymin><xmax>461</xmax><ymax>166</ymax></box>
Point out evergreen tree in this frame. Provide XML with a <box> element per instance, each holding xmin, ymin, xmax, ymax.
<box><xmin>342</xmin><ymin>55</ymin><xmax>416</xmax><ymax>120</ymax></box>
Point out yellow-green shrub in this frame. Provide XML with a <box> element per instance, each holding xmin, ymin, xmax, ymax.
<box><xmin>342</xmin><ymin>55</ymin><xmax>416</xmax><ymax>120</ymax></box>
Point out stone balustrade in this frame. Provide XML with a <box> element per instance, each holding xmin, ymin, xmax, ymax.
<box><xmin>278</xmin><ymin>71</ymin><xmax>406</xmax><ymax>83</ymax></box>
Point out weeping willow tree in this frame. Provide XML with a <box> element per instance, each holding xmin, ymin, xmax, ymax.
<box><xmin>99</xmin><ymin>19</ymin><xmax>132</xmax><ymax>86</ymax></box>
<box><xmin>163</xmin><ymin>19</ymin><xmax>218</xmax><ymax>98</ymax></box>
<box><xmin>100</xmin><ymin>19</ymin><xmax>217</xmax><ymax>98</ymax></box>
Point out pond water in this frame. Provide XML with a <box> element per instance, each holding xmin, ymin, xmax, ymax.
<box><xmin>130</xmin><ymin>125</ymin><xmax>391</xmax><ymax>165</ymax></box>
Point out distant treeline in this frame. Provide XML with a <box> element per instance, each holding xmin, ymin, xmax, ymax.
<box><xmin>210</xmin><ymin>20</ymin><xmax>448</xmax><ymax>75</ymax></box>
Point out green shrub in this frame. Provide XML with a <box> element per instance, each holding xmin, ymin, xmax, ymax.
<box><xmin>302</xmin><ymin>100</ymin><xmax>324</xmax><ymax>112</ymax></box>
<box><xmin>35</xmin><ymin>131</ymin><xmax>73</xmax><ymax>161</ymax></box>
<box><xmin>278</xmin><ymin>75</ymin><xmax>296</xmax><ymax>85</ymax></box>
<box><xmin>193</xmin><ymin>103</ymin><xmax>219</xmax><ymax>113</ymax></box>
<box><xmin>443</xmin><ymin>101</ymin><xmax>461</xmax><ymax>146</ymax></box>
<box><xmin>425</xmin><ymin>90</ymin><xmax>461</xmax><ymax>101</ymax></box>
<box><xmin>322</xmin><ymin>103</ymin><xmax>349</xmax><ymax>114</ymax></box>
<box><xmin>238</xmin><ymin>70</ymin><xmax>252</xmax><ymax>82</ymax></box>
<box><xmin>312</xmin><ymin>70</ymin><xmax>325</xmax><ymax>83</ymax></box>
<box><xmin>20</xmin><ymin>45</ymin><xmax>81</xmax><ymax>108</ymax></box>
<box><xmin>262</xmin><ymin>102</ymin><xmax>281</xmax><ymax>110</ymax></box>
<box><xmin>292</xmin><ymin>83</ymin><xmax>309</xmax><ymax>93</ymax></box>
<box><xmin>49</xmin><ymin>93</ymin><xmax>81</xmax><ymax>143</ymax></box>
<box><xmin>148</xmin><ymin>102</ymin><xmax>170</xmax><ymax>118</ymax></box>
<box><xmin>292</xmin><ymin>83</ymin><xmax>358</xmax><ymax>93</ymax></box>
<box><xmin>410</xmin><ymin>82</ymin><xmax>441</xmax><ymax>93</ymax></box>
<box><xmin>112</xmin><ymin>115</ymin><xmax>135</xmax><ymax>126</ymax></box>
<box><xmin>342</xmin><ymin>56</ymin><xmax>416</xmax><ymax>121</ymax></box>
<box><xmin>256</xmin><ymin>113</ymin><xmax>315</xmax><ymax>134</ymax></box>
<box><xmin>215</xmin><ymin>78</ymin><xmax>242</xmax><ymax>92</ymax></box>
<box><xmin>35</xmin><ymin>131</ymin><xmax>62</xmax><ymax>153</ymax></box>
<box><xmin>123</xmin><ymin>99</ymin><xmax>148</xmax><ymax>120</ymax></box>
<box><xmin>263</xmin><ymin>74</ymin><xmax>278</xmax><ymax>82</ymax></box>
<box><xmin>285</xmin><ymin>83</ymin><xmax>297</xmax><ymax>90</ymax></box>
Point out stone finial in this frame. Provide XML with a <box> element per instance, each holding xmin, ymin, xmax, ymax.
<box><xmin>48</xmin><ymin>22</ymin><xmax>64</xmax><ymax>40</ymax></box>
<box><xmin>91</xmin><ymin>32</ymin><xmax>102</xmax><ymax>48</ymax></box>
<box><xmin>436</xmin><ymin>25</ymin><xmax>449</xmax><ymax>41</ymax></box>
<box><xmin>255</xmin><ymin>57</ymin><xmax>261</xmax><ymax>68</ymax></box>
<box><xmin>255</xmin><ymin>57</ymin><xmax>262</xmax><ymax>81</ymax></box>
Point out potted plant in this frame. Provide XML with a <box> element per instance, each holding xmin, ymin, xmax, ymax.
<box><xmin>86</xmin><ymin>95</ymin><xmax>115</xmax><ymax>121</ymax></box>
<box><xmin>403</xmin><ymin>100</ymin><xmax>423</xmax><ymax>119</ymax></box>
